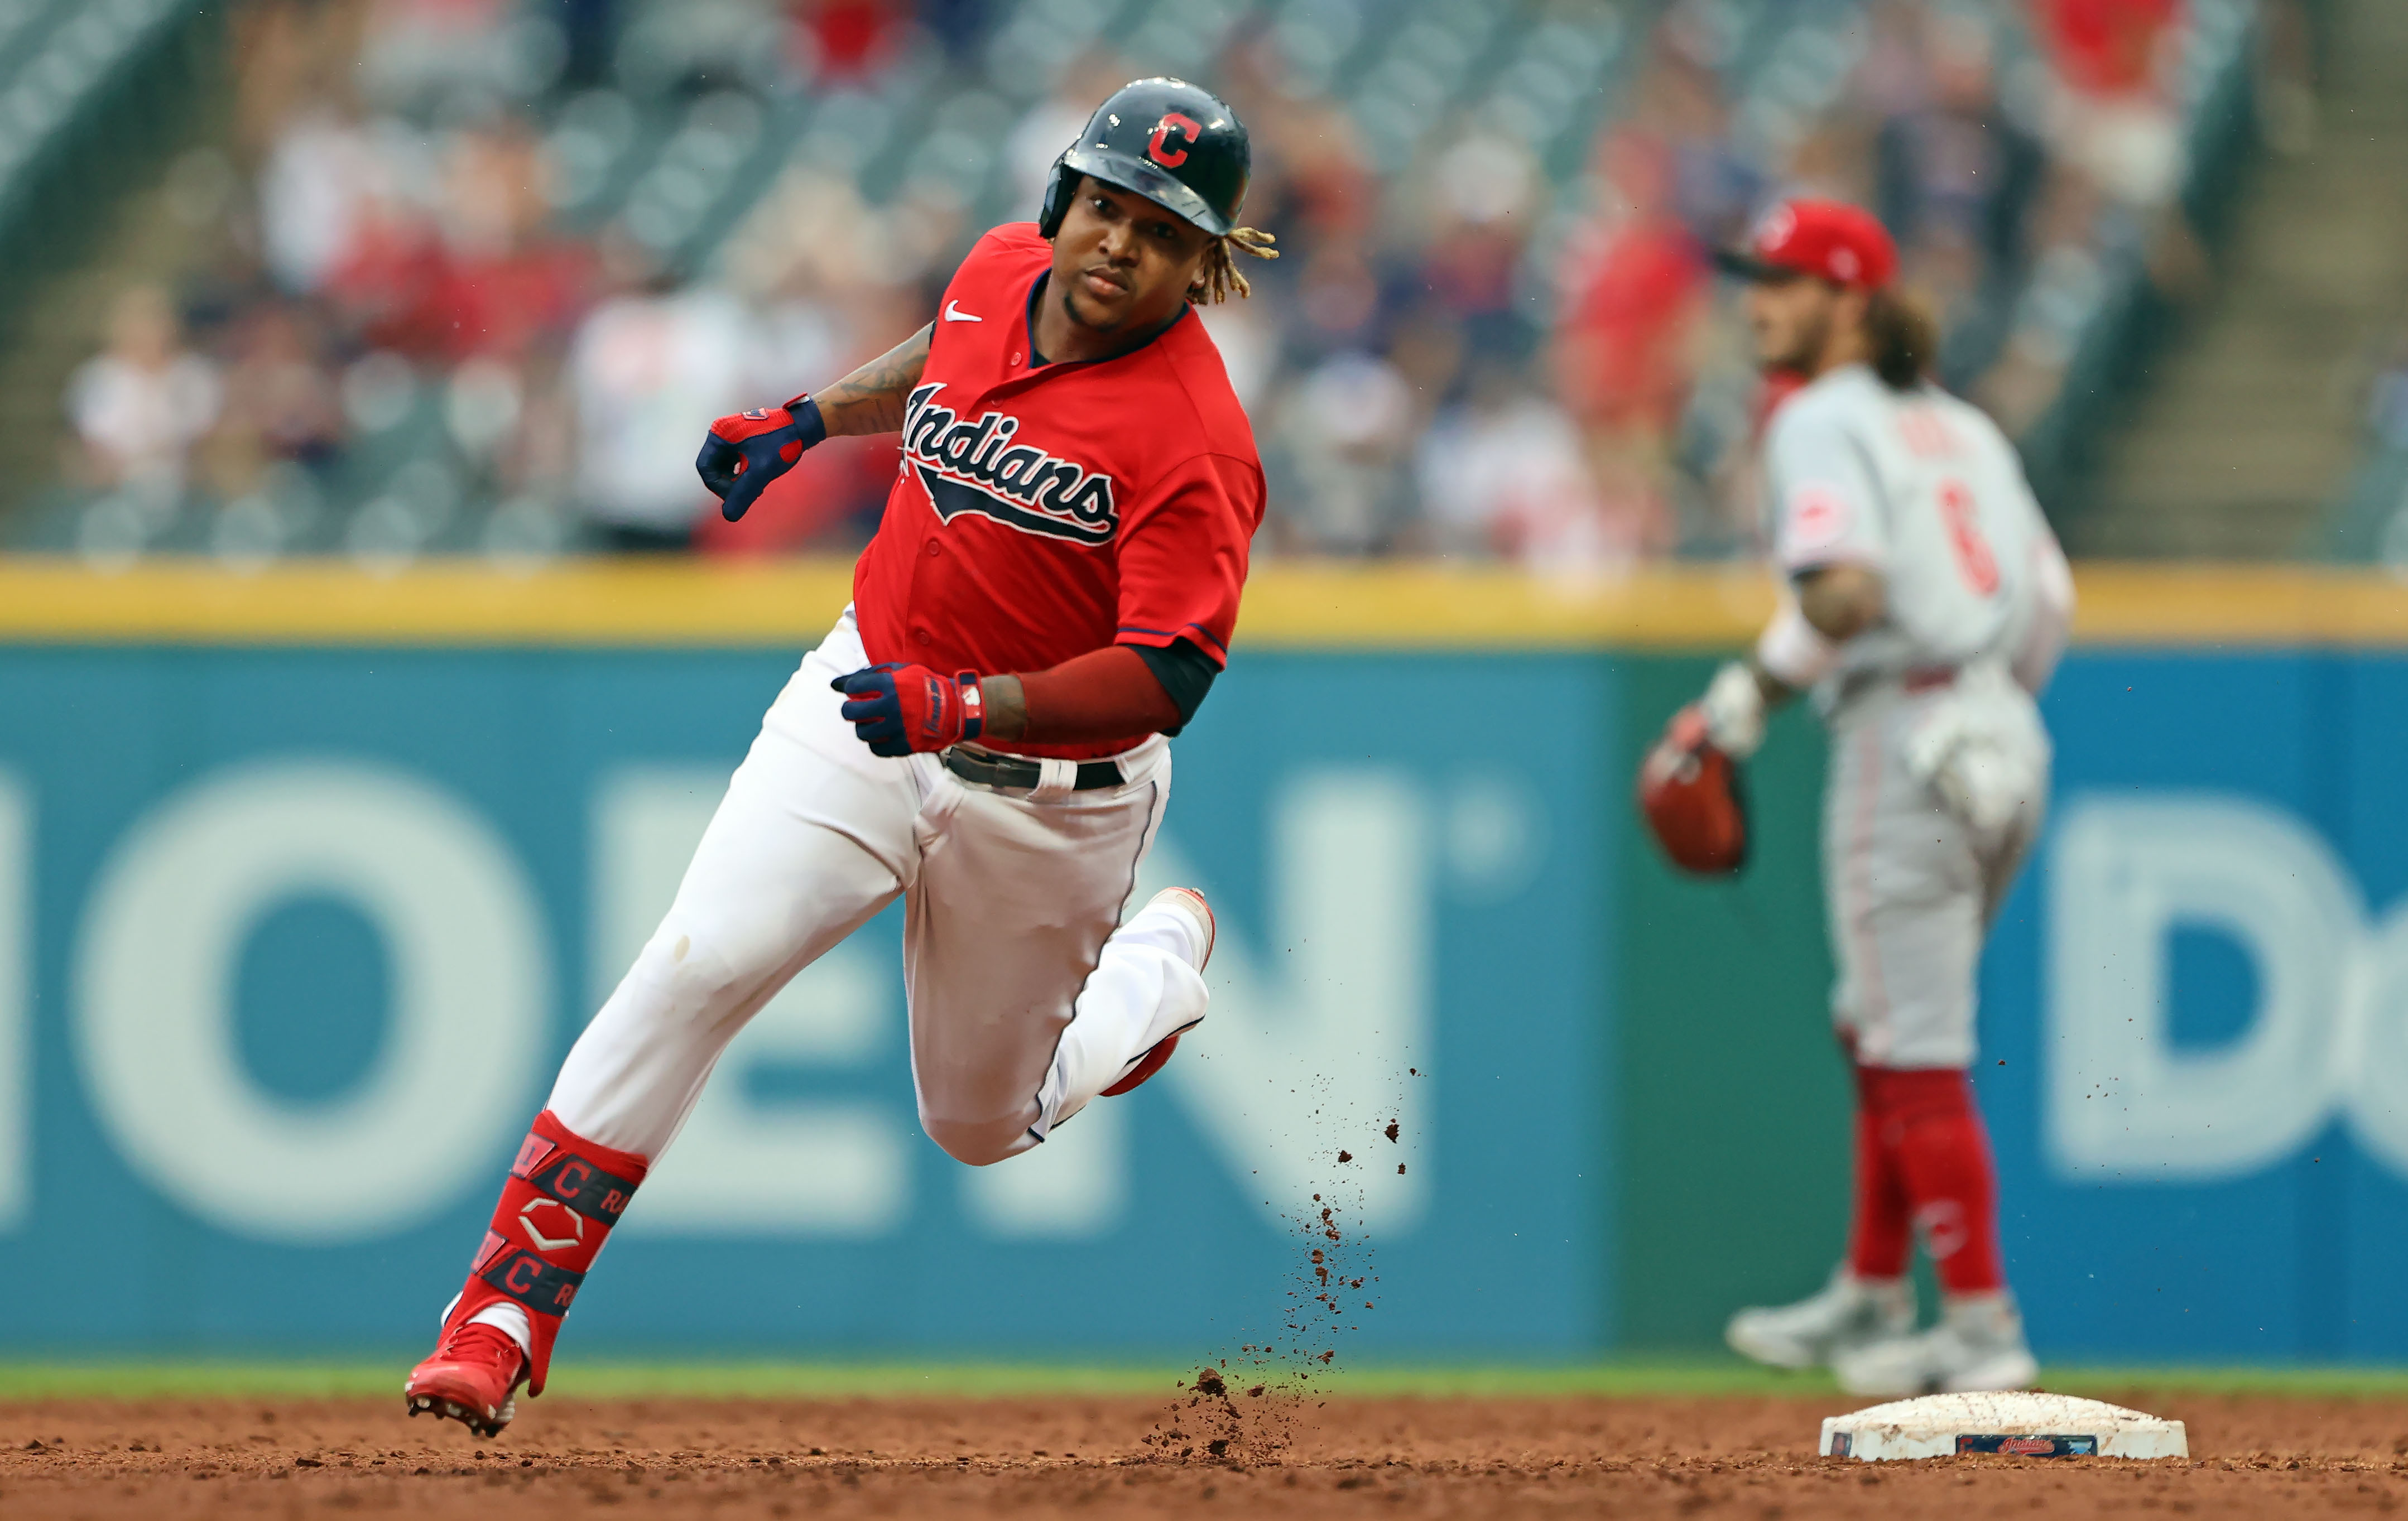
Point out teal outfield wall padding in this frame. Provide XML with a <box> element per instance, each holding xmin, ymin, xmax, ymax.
<box><xmin>0</xmin><ymin>644</ymin><xmax>1610</xmax><ymax>1358</ymax></box>
<box><xmin>1628</xmin><ymin>647</ymin><xmax>2408</xmax><ymax>1363</ymax></box>
<box><xmin>1</xmin><ymin>639</ymin><xmax>2405</xmax><ymax>1361</ymax></box>
<box><xmin>1611</xmin><ymin>658</ymin><xmax>1850</xmax><ymax>1352</ymax></box>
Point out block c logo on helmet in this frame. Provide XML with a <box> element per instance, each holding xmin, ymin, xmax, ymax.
<box><xmin>1148</xmin><ymin>112</ymin><xmax>1201</xmax><ymax>168</ymax></box>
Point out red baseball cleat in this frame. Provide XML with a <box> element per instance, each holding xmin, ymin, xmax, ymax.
<box><xmin>1103</xmin><ymin>888</ymin><xmax>1214</xmax><ymax>1098</ymax></box>
<box><xmin>405</xmin><ymin>1320</ymin><xmax>526</xmax><ymax>1438</ymax></box>
<box><xmin>1101</xmin><ymin>1032</ymin><xmax>1181</xmax><ymax>1096</ymax></box>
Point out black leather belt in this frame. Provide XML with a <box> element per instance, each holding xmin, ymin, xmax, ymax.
<box><xmin>942</xmin><ymin>745</ymin><xmax>1125</xmax><ymax>792</ymax></box>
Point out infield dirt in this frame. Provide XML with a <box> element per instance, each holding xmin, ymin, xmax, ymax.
<box><xmin>3</xmin><ymin>1385</ymin><xmax>2405</xmax><ymax>1517</ymax></box>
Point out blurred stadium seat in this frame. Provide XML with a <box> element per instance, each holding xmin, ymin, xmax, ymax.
<box><xmin>0</xmin><ymin>0</ymin><xmax>2352</xmax><ymax>569</ymax></box>
<box><xmin>0</xmin><ymin>0</ymin><xmax>190</xmax><ymax>214</ymax></box>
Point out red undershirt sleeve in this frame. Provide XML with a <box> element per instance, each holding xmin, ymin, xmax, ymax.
<box><xmin>1013</xmin><ymin>646</ymin><xmax>1180</xmax><ymax>744</ymax></box>
<box><xmin>1005</xmin><ymin>448</ymin><xmax>1260</xmax><ymax>744</ymax></box>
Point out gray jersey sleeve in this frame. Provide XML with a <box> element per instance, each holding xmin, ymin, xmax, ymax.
<box><xmin>2010</xmin><ymin>496</ymin><xmax>2075</xmax><ymax>694</ymax></box>
<box><xmin>1763</xmin><ymin>399</ymin><xmax>1888</xmax><ymax>575</ymax></box>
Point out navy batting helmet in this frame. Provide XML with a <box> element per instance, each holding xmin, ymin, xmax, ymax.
<box><xmin>1037</xmin><ymin>77</ymin><xmax>1251</xmax><ymax>239</ymax></box>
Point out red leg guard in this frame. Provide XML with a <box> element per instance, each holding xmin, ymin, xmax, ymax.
<box><xmin>1845</xmin><ymin>1080</ymin><xmax>1912</xmax><ymax>1280</ymax></box>
<box><xmin>442</xmin><ymin>1110</ymin><xmax>648</xmax><ymax>1395</ymax></box>
<box><xmin>1858</xmin><ymin>1067</ymin><xmax>2005</xmax><ymax>1295</ymax></box>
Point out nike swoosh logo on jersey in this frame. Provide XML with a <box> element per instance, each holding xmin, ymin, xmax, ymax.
<box><xmin>901</xmin><ymin>382</ymin><xmax>1118</xmax><ymax>546</ymax></box>
<box><xmin>943</xmin><ymin>301</ymin><xmax>982</xmax><ymax>323</ymax></box>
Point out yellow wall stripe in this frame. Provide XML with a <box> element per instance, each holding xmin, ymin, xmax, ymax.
<box><xmin>0</xmin><ymin>560</ymin><xmax>2402</xmax><ymax>648</ymax></box>
<box><xmin>0</xmin><ymin>560</ymin><xmax>861</xmax><ymax>647</ymax></box>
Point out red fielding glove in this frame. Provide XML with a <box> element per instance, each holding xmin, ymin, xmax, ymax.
<box><xmin>829</xmin><ymin>662</ymin><xmax>984</xmax><ymax>756</ymax></box>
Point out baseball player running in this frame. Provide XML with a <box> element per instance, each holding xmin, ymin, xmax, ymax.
<box><xmin>403</xmin><ymin>78</ymin><xmax>1275</xmax><ymax>1436</ymax></box>
<box><xmin>1644</xmin><ymin>201</ymin><xmax>2073</xmax><ymax>1396</ymax></box>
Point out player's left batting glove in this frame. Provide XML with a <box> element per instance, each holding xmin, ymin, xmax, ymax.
<box><xmin>831</xmin><ymin>663</ymin><xmax>986</xmax><ymax>757</ymax></box>
<box><xmin>696</xmin><ymin>394</ymin><xmax>826</xmax><ymax>522</ymax></box>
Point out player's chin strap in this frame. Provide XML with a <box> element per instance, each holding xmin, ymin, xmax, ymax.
<box><xmin>445</xmin><ymin>1110</ymin><xmax>648</xmax><ymax>1397</ymax></box>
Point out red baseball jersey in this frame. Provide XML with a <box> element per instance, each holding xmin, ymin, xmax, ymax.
<box><xmin>852</xmin><ymin>223</ymin><xmax>1265</xmax><ymax>760</ymax></box>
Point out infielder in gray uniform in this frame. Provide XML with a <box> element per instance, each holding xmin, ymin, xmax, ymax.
<box><xmin>1669</xmin><ymin>200</ymin><xmax>2073</xmax><ymax>1395</ymax></box>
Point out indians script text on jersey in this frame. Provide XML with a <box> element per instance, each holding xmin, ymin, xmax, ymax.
<box><xmin>852</xmin><ymin>224</ymin><xmax>1263</xmax><ymax>758</ymax></box>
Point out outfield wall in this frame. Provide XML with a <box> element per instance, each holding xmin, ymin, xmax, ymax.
<box><xmin>0</xmin><ymin>562</ymin><xmax>2399</xmax><ymax>1361</ymax></box>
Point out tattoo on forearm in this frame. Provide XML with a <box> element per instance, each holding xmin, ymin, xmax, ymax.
<box><xmin>816</xmin><ymin>324</ymin><xmax>932</xmax><ymax>437</ymax></box>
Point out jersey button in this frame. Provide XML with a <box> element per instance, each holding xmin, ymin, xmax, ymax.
<box><xmin>914</xmin><ymin>629</ymin><xmax>932</xmax><ymax>647</ymax></box>
<box><xmin>925</xmin><ymin>541</ymin><xmax>940</xmax><ymax>557</ymax></box>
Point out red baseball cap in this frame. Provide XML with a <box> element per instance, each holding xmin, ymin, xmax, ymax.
<box><xmin>1714</xmin><ymin>199</ymin><xmax>1898</xmax><ymax>291</ymax></box>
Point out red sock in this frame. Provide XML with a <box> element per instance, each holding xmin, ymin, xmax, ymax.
<box><xmin>1858</xmin><ymin>1067</ymin><xmax>2006</xmax><ymax>1295</ymax></box>
<box><xmin>1845</xmin><ymin>1079</ymin><xmax>1912</xmax><ymax>1280</ymax></box>
<box><xmin>441</xmin><ymin>1110</ymin><xmax>648</xmax><ymax>1395</ymax></box>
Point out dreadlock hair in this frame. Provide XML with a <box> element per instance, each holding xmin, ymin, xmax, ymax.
<box><xmin>1190</xmin><ymin>226</ymin><xmax>1279</xmax><ymax>305</ymax></box>
<box><xmin>1864</xmin><ymin>285</ymin><xmax>1940</xmax><ymax>391</ymax></box>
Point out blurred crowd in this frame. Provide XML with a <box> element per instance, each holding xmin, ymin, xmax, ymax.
<box><xmin>52</xmin><ymin>0</ymin><xmax>2248</xmax><ymax>567</ymax></box>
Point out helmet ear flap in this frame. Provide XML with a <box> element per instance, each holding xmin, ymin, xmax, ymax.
<box><xmin>1037</xmin><ymin>157</ymin><xmax>1074</xmax><ymax>238</ymax></box>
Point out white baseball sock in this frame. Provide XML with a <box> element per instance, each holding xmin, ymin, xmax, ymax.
<box><xmin>468</xmin><ymin>1301</ymin><xmax>533</xmax><ymax>1361</ymax></box>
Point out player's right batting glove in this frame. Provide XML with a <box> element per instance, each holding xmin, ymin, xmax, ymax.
<box><xmin>831</xmin><ymin>662</ymin><xmax>986</xmax><ymax>757</ymax></box>
<box><xmin>696</xmin><ymin>394</ymin><xmax>826</xmax><ymax>522</ymax></box>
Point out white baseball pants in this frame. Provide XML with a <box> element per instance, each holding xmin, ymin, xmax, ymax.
<box><xmin>1821</xmin><ymin>666</ymin><xmax>2047</xmax><ymax>1069</ymax></box>
<box><xmin>546</xmin><ymin>608</ymin><xmax>1209</xmax><ymax>1167</ymax></box>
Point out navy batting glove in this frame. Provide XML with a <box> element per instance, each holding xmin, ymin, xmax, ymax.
<box><xmin>831</xmin><ymin>662</ymin><xmax>984</xmax><ymax>757</ymax></box>
<box><xmin>697</xmin><ymin>394</ymin><xmax>826</xmax><ymax>522</ymax></box>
